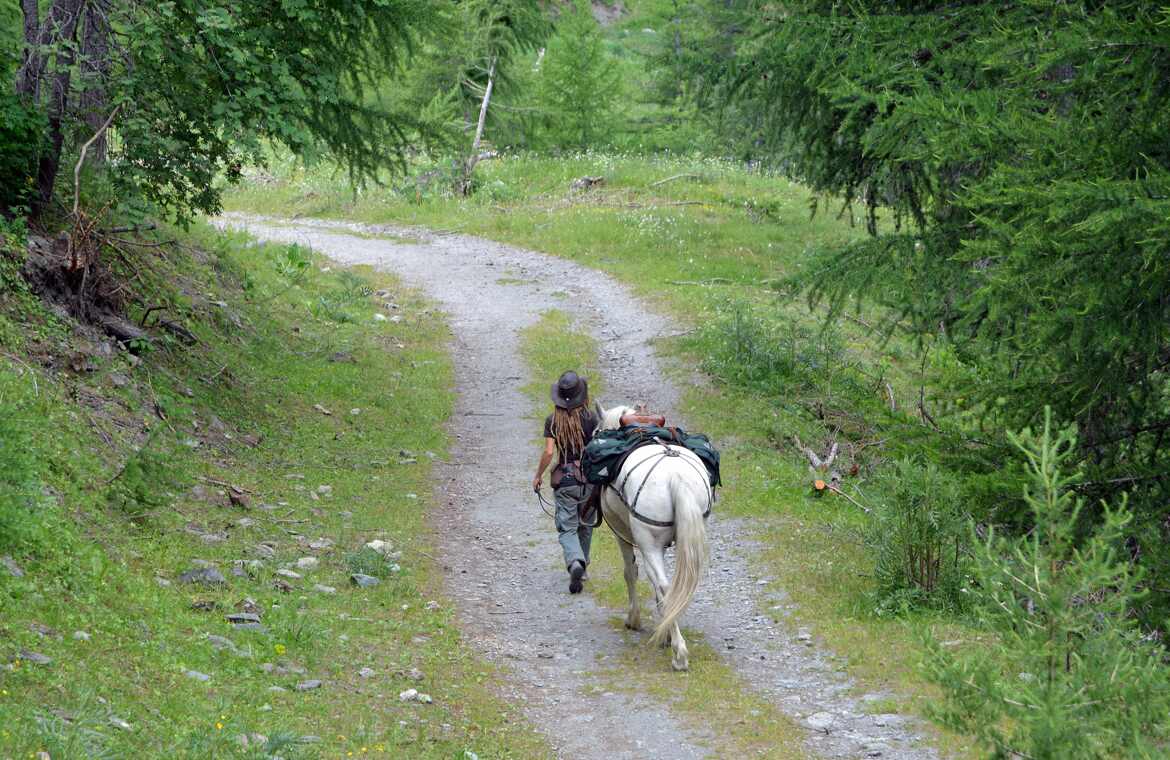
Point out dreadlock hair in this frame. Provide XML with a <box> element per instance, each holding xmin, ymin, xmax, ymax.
<box><xmin>550</xmin><ymin>401</ymin><xmax>591</xmax><ymax>461</ymax></box>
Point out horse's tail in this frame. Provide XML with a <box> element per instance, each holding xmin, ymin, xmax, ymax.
<box><xmin>649</xmin><ymin>472</ymin><xmax>709</xmax><ymax>647</ymax></box>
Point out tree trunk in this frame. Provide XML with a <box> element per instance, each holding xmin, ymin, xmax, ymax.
<box><xmin>16</xmin><ymin>0</ymin><xmax>87</xmax><ymax>218</ymax></box>
<box><xmin>80</xmin><ymin>0</ymin><xmax>113</xmax><ymax>162</ymax></box>
<box><xmin>459</xmin><ymin>55</ymin><xmax>496</xmax><ymax>196</ymax></box>
<box><xmin>19</xmin><ymin>0</ymin><xmax>39</xmax><ymax>82</ymax></box>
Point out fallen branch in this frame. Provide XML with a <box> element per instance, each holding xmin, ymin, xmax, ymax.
<box><xmin>649</xmin><ymin>173</ymin><xmax>699</xmax><ymax>188</ymax></box>
<box><xmin>101</xmin><ymin>223</ymin><xmax>157</xmax><ymax>234</ymax></box>
<box><xmin>826</xmin><ymin>484</ymin><xmax>871</xmax><ymax>514</ymax></box>
<box><xmin>793</xmin><ymin>435</ymin><xmax>838</xmax><ymax>471</ymax></box>
<box><xmin>666</xmin><ymin>278</ymin><xmax>735</xmax><ymax>286</ymax></box>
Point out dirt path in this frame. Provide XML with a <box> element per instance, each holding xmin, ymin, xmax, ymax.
<box><xmin>222</xmin><ymin>214</ymin><xmax>939</xmax><ymax>760</ymax></box>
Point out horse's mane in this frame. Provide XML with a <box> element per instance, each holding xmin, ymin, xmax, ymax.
<box><xmin>598</xmin><ymin>404</ymin><xmax>637</xmax><ymax>431</ymax></box>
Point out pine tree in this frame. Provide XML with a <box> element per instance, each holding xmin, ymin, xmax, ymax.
<box><xmin>690</xmin><ymin>0</ymin><xmax>1170</xmax><ymax>629</ymax></box>
<box><xmin>535</xmin><ymin>0</ymin><xmax>621</xmax><ymax>149</ymax></box>
<box><xmin>922</xmin><ymin>410</ymin><xmax>1170</xmax><ymax>759</ymax></box>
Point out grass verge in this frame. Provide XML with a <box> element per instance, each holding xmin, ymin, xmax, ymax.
<box><xmin>0</xmin><ymin>223</ymin><xmax>547</xmax><ymax>758</ymax></box>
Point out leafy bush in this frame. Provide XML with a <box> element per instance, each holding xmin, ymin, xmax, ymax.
<box><xmin>923</xmin><ymin>411</ymin><xmax>1170</xmax><ymax>758</ymax></box>
<box><xmin>870</xmin><ymin>458</ymin><xmax>969</xmax><ymax>614</ymax></box>
<box><xmin>310</xmin><ymin>270</ymin><xmax>373</xmax><ymax>324</ymax></box>
<box><xmin>0</xmin><ymin>94</ymin><xmax>45</xmax><ymax>215</ymax></box>
<box><xmin>696</xmin><ymin>305</ymin><xmax>854</xmax><ymax>400</ymax></box>
<box><xmin>345</xmin><ymin>546</ymin><xmax>398</xmax><ymax>579</ymax></box>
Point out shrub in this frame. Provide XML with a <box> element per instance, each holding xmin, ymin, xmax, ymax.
<box><xmin>695</xmin><ymin>305</ymin><xmax>854</xmax><ymax>400</ymax></box>
<box><xmin>923</xmin><ymin>411</ymin><xmax>1170</xmax><ymax>758</ymax></box>
<box><xmin>0</xmin><ymin>95</ymin><xmax>45</xmax><ymax>215</ymax></box>
<box><xmin>870</xmin><ymin>458</ymin><xmax>969</xmax><ymax>614</ymax></box>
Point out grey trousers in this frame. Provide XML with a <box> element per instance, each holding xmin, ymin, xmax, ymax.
<box><xmin>554</xmin><ymin>483</ymin><xmax>592</xmax><ymax>569</ymax></box>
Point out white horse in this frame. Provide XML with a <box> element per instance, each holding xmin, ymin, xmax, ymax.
<box><xmin>593</xmin><ymin>403</ymin><xmax>712</xmax><ymax>671</ymax></box>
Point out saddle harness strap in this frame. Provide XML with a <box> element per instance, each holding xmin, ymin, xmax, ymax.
<box><xmin>610</xmin><ymin>438</ymin><xmax>714</xmax><ymax>528</ymax></box>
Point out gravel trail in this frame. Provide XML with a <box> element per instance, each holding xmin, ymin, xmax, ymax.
<box><xmin>221</xmin><ymin>214</ymin><xmax>939</xmax><ymax>760</ymax></box>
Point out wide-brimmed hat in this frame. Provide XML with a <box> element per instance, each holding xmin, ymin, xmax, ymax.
<box><xmin>551</xmin><ymin>370</ymin><xmax>589</xmax><ymax>409</ymax></box>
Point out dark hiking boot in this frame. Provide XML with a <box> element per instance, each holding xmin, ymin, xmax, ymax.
<box><xmin>568</xmin><ymin>561</ymin><xmax>586</xmax><ymax>594</ymax></box>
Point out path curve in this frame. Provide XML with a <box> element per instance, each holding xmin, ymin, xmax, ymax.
<box><xmin>221</xmin><ymin>214</ymin><xmax>939</xmax><ymax>760</ymax></box>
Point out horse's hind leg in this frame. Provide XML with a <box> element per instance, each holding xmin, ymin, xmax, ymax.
<box><xmin>617</xmin><ymin>538</ymin><xmax>641</xmax><ymax>631</ymax></box>
<box><xmin>641</xmin><ymin>543</ymin><xmax>689</xmax><ymax>671</ymax></box>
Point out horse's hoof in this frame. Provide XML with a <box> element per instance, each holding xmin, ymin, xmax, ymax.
<box><xmin>625</xmin><ymin>618</ymin><xmax>641</xmax><ymax>631</ymax></box>
<box><xmin>671</xmin><ymin>658</ymin><xmax>689</xmax><ymax>672</ymax></box>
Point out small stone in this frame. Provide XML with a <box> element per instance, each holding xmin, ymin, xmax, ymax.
<box><xmin>298</xmin><ymin>735</ymin><xmax>322</xmax><ymax>744</ymax></box>
<box><xmin>190</xmin><ymin>600</ymin><xmax>217</xmax><ymax>612</ymax></box>
<box><xmin>406</xmin><ymin>668</ymin><xmax>424</xmax><ymax>681</ymax></box>
<box><xmin>313</xmin><ymin>404</ymin><xmax>332</xmax><ymax>416</ymax></box>
<box><xmin>276</xmin><ymin>568</ymin><xmax>302</xmax><ymax>580</ymax></box>
<box><xmin>207</xmin><ymin>634</ymin><xmax>238</xmax><ymax>652</ymax></box>
<box><xmin>235</xmin><ymin>597</ymin><xmax>263</xmax><ymax>614</ymax></box>
<box><xmin>73</xmin><ymin>630</ymin><xmax>91</xmax><ymax>641</ymax></box>
<box><xmin>862</xmin><ymin>741</ymin><xmax>888</xmax><ymax>757</ymax></box>
<box><xmin>806</xmin><ymin>711</ymin><xmax>835</xmax><ymax>732</ymax></box>
<box><xmin>268</xmin><ymin>686</ymin><xmax>288</xmax><ymax>693</ymax></box>
<box><xmin>18</xmin><ymin>650</ymin><xmax>52</xmax><ymax>666</ymax></box>
<box><xmin>358</xmin><ymin>667</ymin><xmax>376</xmax><ymax>678</ymax></box>
<box><xmin>253</xmin><ymin>543</ymin><xmax>277</xmax><ymax>559</ymax></box>
<box><xmin>236</xmin><ymin>517</ymin><xmax>256</xmax><ymax>528</ymax></box>
<box><xmin>425</xmin><ymin>600</ymin><xmax>440</xmax><ymax>611</ymax></box>
<box><xmin>226</xmin><ymin>612</ymin><xmax>261</xmax><ymax>625</ymax></box>
<box><xmin>0</xmin><ymin>555</ymin><xmax>24</xmax><ymax>577</ymax></box>
<box><xmin>350</xmin><ymin>573</ymin><xmax>381</xmax><ymax>588</ymax></box>
<box><xmin>399</xmin><ymin>688</ymin><xmax>419</xmax><ymax>702</ymax></box>
<box><xmin>316</xmin><ymin>484</ymin><xmax>332</xmax><ymax>496</ymax></box>
<box><xmin>109</xmin><ymin>716</ymin><xmax>133</xmax><ymax>731</ymax></box>
<box><xmin>30</xmin><ymin>622</ymin><xmax>58</xmax><ymax>638</ymax></box>
<box><xmin>155</xmin><ymin>576</ymin><xmax>172</xmax><ymax>587</ymax></box>
<box><xmin>185</xmin><ymin>669</ymin><xmax>211</xmax><ymax>682</ymax></box>
<box><xmin>109</xmin><ymin>372</ymin><xmax>130</xmax><ymax>388</ymax></box>
<box><xmin>312</xmin><ymin>584</ymin><xmax>337</xmax><ymax>594</ymax></box>
<box><xmin>228</xmin><ymin>489</ymin><xmax>250</xmax><ymax>509</ymax></box>
<box><xmin>178</xmin><ymin>567</ymin><xmax>227</xmax><ymax>586</ymax></box>
<box><xmin>365</xmin><ymin>539</ymin><xmax>391</xmax><ymax>555</ymax></box>
<box><xmin>418</xmin><ymin>693</ymin><xmax>433</xmax><ymax>704</ymax></box>
<box><xmin>201</xmin><ymin>532</ymin><xmax>229</xmax><ymax>545</ymax></box>
<box><xmin>350</xmin><ymin>408</ymin><xmax>361</xmax><ymax>416</ymax></box>
<box><xmin>233</xmin><ymin>622</ymin><xmax>269</xmax><ymax>633</ymax></box>
<box><xmin>308</xmin><ymin>538</ymin><xmax>333</xmax><ymax>550</ymax></box>
<box><xmin>296</xmin><ymin>679</ymin><xmax>322</xmax><ymax>691</ymax></box>
<box><xmin>295</xmin><ymin>557</ymin><xmax>318</xmax><ymax>571</ymax></box>
<box><xmin>236</xmin><ymin>732</ymin><xmax>269</xmax><ymax>749</ymax></box>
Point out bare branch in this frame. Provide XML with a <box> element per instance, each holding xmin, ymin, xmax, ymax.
<box><xmin>73</xmin><ymin>103</ymin><xmax>122</xmax><ymax>218</ymax></box>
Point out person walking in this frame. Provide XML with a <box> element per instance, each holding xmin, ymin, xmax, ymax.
<box><xmin>532</xmin><ymin>370</ymin><xmax>599</xmax><ymax>594</ymax></box>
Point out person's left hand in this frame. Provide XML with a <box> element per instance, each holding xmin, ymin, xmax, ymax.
<box><xmin>532</xmin><ymin>475</ymin><xmax>542</xmax><ymax>493</ymax></box>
